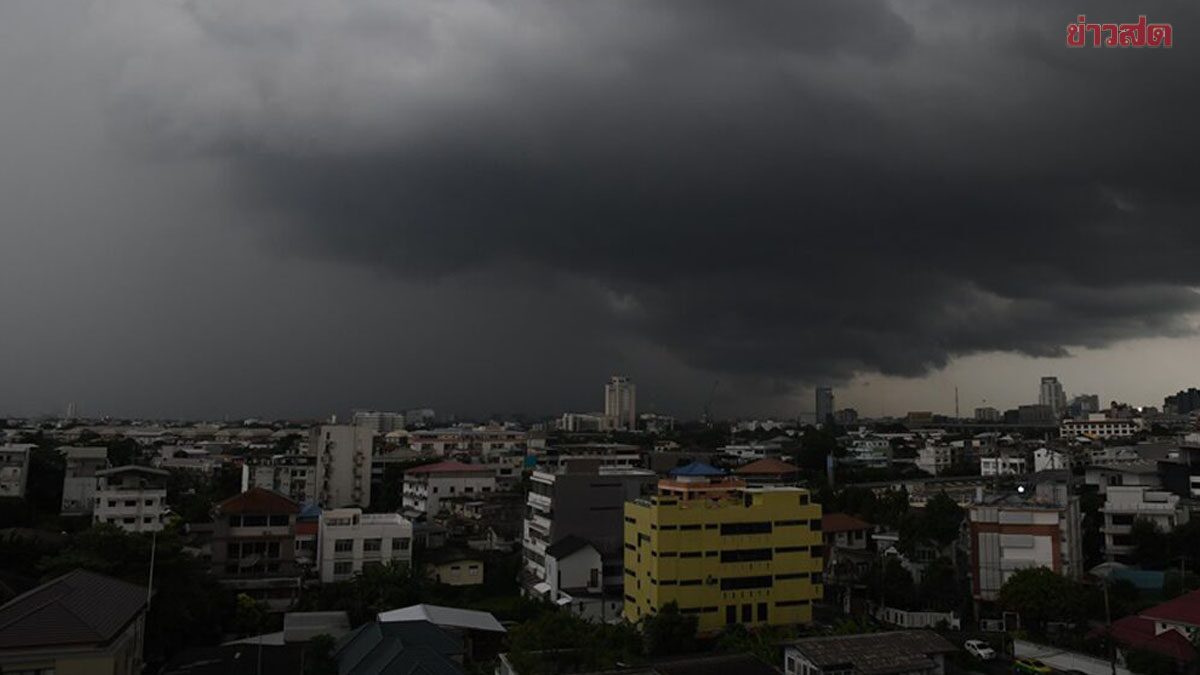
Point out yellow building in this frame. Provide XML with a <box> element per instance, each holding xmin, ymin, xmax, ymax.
<box><xmin>623</xmin><ymin>477</ymin><xmax>823</xmax><ymax>633</ymax></box>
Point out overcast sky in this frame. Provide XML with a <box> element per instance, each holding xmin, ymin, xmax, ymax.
<box><xmin>1</xmin><ymin>0</ymin><xmax>1198</xmax><ymax>421</ymax></box>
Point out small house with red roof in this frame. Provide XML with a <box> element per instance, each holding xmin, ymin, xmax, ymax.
<box><xmin>1106</xmin><ymin>588</ymin><xmax>1200</xmax><ymax>667</ymax></box>
<box><xmin>735</xmin><ymin>458</ymin><xmax>801</xmax><ymax>485</ymax></box>
<box><xmin>822</xmin><ymin>513</ymin><xmax>875</xmax><ymax>585</ymax></box>
<box><xmin>402</xmin><ymin>461</ymin><xmax>496</xmax><ymax>519</ymax></box>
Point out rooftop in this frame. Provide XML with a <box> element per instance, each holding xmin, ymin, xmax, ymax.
<box><xmin>735</xmin><ymin>458</ymin><xmax>799</xmax><ymax>475</ymax></box>
<box><xmin>668</xmin><ymin>461</ymin><xmax>725</xmax><ymax>477</ymax></box>
<box><xmin>216</xmin><ymin>487</ymin><xmax>300</xmax><ymax>516</ymax></box>
<box><xmin>822</xmin><ymin>512</ymin><xmax>872</xmax><ymax>533</ymax></box>
<box><xmin>786</xmin><ymin>630</ymin><xmax>956</xmax><ymax>675</ymax></box>
<box><xmin>406</xmin><ymin>460</ymin><xmax>494</xmax><ymax>475</ymax></box>
<box><xmin>0</xmin><ymin>569</ymin><xmax>147</xmax><ymax>651</ymax></box>
<box><xmin>377</xmin><ymin>604</ymin><xmax>505</xmax><ymax>633</ymax></box>
<box><xmin>96</xmin><ymin>464</ymin><xmax>169</xmax><ymax>477</ymax></box>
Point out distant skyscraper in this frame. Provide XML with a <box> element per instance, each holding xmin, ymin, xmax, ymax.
<box><xmin>1068</xmin><ymin>394</ymin><xmax>1100</xmax><ymax>418</ymax></box>
<box><xmin>1039</xmin><ymin>377</ymin><xmax>1067</xmax><ymax>418</ymax></box>
<box><xmin>604</xmin><ymin>376</ymin><xmax>637</xmax><ymax>430</ymax></box>
<box><xmin>815</xmin><ymin>387</ymin><xmax>834</xmax><ymax>426</ymax></box>
<box><xmin>975</xmin><ymin>407</ymin><xmax>1001</xmax><ymax>422</ymax></box>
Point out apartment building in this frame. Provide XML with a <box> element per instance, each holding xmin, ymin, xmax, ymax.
<box><xmin>980</xmin><ymin>449</ymin><xmax>1029</xmax><ymax>477</ymax></box>
<box><xmin>60</xmin><ymin>446</ymin><xmax>108</xmax><ymax>516</ymax></box>
<box><xmin>242</xmin><ymin>454</ymin><xmax>319</xmax><ymax>503</ymax></box>
<box><xmin>1060</xmin><ymin>415</ymin><xmax>1145</xmax><ymax>440</ymax></box>
<box><xmin>318</xmin><ymin>507</ymin><xmax>413</xmax><ymax>583</ymax></box>
<box><xmin>523</xmin><ymin>462</ymin><xmax>657</xmax><ymax>620</ymax></box>
<box><xmin>310</xmin><ymin>424</ymin><xmax>374</xmax><ymax>508</ymax></box>
<box><xmin>1103</xmin><ymin>486</ymin><xmax>1188</xmax><ymax>562</ymax></box>
<box><xmin>211</xmin><ymin>487</ymin><xmax>302</xmax><ymax>612</ymax></box>
<box><xmin>407</xmin><ymin>425</ymin><xmax>528</xmax><ymax>456</ymax></box>
<box><xmin>623</xmin><ymin>482</ymin><xmax>824</xmax><ymax>633</ymax></box>
<box><xmin>915</xmin><ymin>445</ymin><xmax>960</xmax><ymax>476</ymax></box>
<box><xmin>0</xmin><ymin>444</ymin><xmax>33</xmax><ymax>498</ymax></box>
<box><xmin>402</xmin><ymin>460</ymin><xmax>496</xmax><ymax>518</ymax></box>
<box><xmin>968</xmin><ymin>483</ymin><xmax>1083</xmax><ymax>602</ymax></box>
<box><xmin>94</xmin><ymin>465</ymin><xmax>169</xmax><ymax>533</ymax></box>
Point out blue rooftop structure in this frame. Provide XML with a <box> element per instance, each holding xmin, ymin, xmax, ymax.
<box><xmin>297</xmin><ymin>501</ymin><xmax>322</xmax><ymax>521</ymax></box>
<box><xmin>669</xmin><ymin>461</ymin><xmax>725</xmax><ymax>477</ymax></box>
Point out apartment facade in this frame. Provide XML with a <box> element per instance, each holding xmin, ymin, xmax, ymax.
<box><xmin>623</xmin><ymin>485</ymin><xmax>824</xmax><ymax>633</ymax></box>
<box><xmin>0</xmin><ymin>444</ymin><xmax>33</xmax><ymax>498</ymax></box>
<box><xmin>310</xmin><ymin>424</ymin><xmax>374</xmax><ymax>508</ymax></box>
<box><xmin>211</xmin><ymin>487</ymin><xmax>302</xmax><ymax>612</ymax></box>
<box><xmin>94</xmin><ymin>465</ymin><xmax>169</xmax><ymax>533</ymax></box>
<box><xmin>968</xmin><ymin>483</ymin><xmax>1083</xmax><ymax>601</ymax></box>
<box><xmin>1060</xmin><ymin>415</ymin><xmax>1145</xmax><ymax>440</ymax></box>
<box><xmin>1103</xmin><ymin>486</ymin><xmax>1188</xmax><ymax>562</ymax></box>
<box><xmin>242</xmin><ymin>454</ymin><xmax>318</xmax><ymax>503</ymax></box>
<box><xmin>523</xmin><ymin>464</ymin><xmax>656</xmax><ymax>619</ymax></box>
<box><xmin>402</xmin><ymin>460</ymin><xmax>496</xmax><ymax>518</ymax></box>
<box><xmin>604</xmin><ymin>376</ymin><xmax>637</xmax><ymax>430</ymax></box>
<box><xmin>60</xmin><ymin>446</ymin><xmax>109</xmax><ymax>516</ymax></box>
<box><xmin>318</xmin><ymin>507</ymin><xmax>413</xmax><ymax>583</ymax></box>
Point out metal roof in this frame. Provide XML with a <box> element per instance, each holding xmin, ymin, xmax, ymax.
<box><xmin>0</xmin><ymin>569</ymin><xmax>147</xmax><ymax>650</ymax></box>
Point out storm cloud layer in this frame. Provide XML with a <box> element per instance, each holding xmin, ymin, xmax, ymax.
<box><xmin>2</xmin><ymin>0</ymin><xmax>1199</xmax><ymax>417</ymax></box>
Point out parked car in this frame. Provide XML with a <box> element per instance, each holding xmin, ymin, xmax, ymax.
<box><xmin>964</xmin><ymin>639</ymin><xmax>996</xmax><ymax>661</ymax></box>
<box><xmin>1013</xmin><ymin>658</ymin><xmax>1052</xmax><ymax>674</ymax></box>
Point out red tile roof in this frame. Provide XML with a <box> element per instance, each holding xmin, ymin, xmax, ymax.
<box><xmin>1141</xmin><ymin>588</ymin><xmax>1200</xmax><ymax>628</ymax></box>
<box><xmin>822</xmin><ymin>512</ymin><xmax>872</xmax><ymax>533</ymax></box>
<box><xmin>734</xmin><ymin>458</ymin><xmax>799</xmax><ymax>475</ymax></box>
<box><xmin>216</xmin><ymin>487</ymin><xmax>299</xmax><ymax>515</ymax></box>
<box><xmin>1107</xmin><ymin>614</ymin><xmax>1197</xmax><ymax>662</ymax></box>
<box><xmin>406</xmin><ymin>460</ymin><xmax>493</xmax><ymax>475</ymax></box>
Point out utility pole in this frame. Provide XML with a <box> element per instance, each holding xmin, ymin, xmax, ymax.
<box><xmin>146</xmin><ymin>531</ymin><xmax>157</xmax><ymax>610</ymax></box>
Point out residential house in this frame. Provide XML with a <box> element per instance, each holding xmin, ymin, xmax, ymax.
<box><xmin>211</xmin><ymin>487</ymin><xmax>302</xmax><ymax>612</ymax></box>
<box><xmin>0</xmin><ymin>570</ymin><xmax>148</xmax><ymax>675</ymax></box>
<box><xmin>94</xmin><ymin>465</ymin><xmax>169</xmax><ymax>533</ymax></box>
<box><xmin>318</xmin><ymin>507</ymin><xmax>413</xmax><ymax>583</ymax></box>
<box><xmin>735</xmin><ymin>458</ymin><xmax>801</xmax><ymax>485</ymax></box>
<box><xmin>402</xmin><ymin>461</ymin><xmax>496</xmax><ymax>519</ymax></box>
<box><xmin>1103</xmin><ymin>486</ymin><xmax>1189</xmax><ymax>562</ymax></box>
<box><xmin>426</xmin><ymin>549</ymin><xmax>485</xmax><ymax>587</ymax></box>
<box><xmin>0</xmin><ymin>444</ymin><xmax>33</xmax><ymax>498</ymax></box>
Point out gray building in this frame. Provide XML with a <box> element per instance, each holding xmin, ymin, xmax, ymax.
<box><xmin>522</xmin><ymin>461</ymin><xmax>656</xmax><ymax>604</ymax></box>
<box><xmin>60</xmin><ymin>446</ymin><xmax>109</xmax><ymax>516</ymax></box>
<box><xmin>1039</xmin><ymin>376</ymin><xmax>1067</xmax><ymax>418</ymax></box>
<box><xmin>309</xmin><ymin>424</ymin><xmax>374</xmax><ymax>508</ymax></box>
<box><xmin>815</xmin><ymin>387</ymin><xmax>834</xmax><ymax>426</ymax></box>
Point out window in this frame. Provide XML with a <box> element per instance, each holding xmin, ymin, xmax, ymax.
<box><xmin>776</xmin><ymin>599</ymin><xmax>811</xmax><ymax>607</ymax></box>
<box><xmin>143</xmin><ymin>517</ymin><xmax>153</xmax><ymax>524</ymax></box>
<box><xmin>742</xmin><ymin>603</ymin><xmax>752</xmax><ymax>622</ymax></box>
<box><xmin>108</xmin><ymin>500</ymin><xmax>117</xmax><ymax>507</ymax></box>
<box><xmin>393</xmin><ymin>538</ymin><xmax>411</xmax><ymax>551</ymax></box>
<box><xmin>775</xmin><ymin>546</ymin><xmax>808</xmax><ymax>553</ymax></box>
<box><xmin>227</xmin><ymin>542</ymin><xmax>240</xmax><ymax>558</ymax></box>
<box><xmin>680</xmin><ymin>524</ymin><xmax>701</xmax><ymax>531</ymax></box>
<box><xmin>124</xmin><ymin>500</ymin><xmax>137</xmax><ymax>507</ymax></box>
<box><xmin>144</xmin><ymin>499</ymin><xmax>154</xmax><ymax>506</ymax></box>
<box><xmin>242</xmin><ymin>515</ymin><xmax>267</xmax><ymax>527</ymax></box>
<box><xmin>334</xmin><ymin>538</ymin><xmax>354</xmax><ymax>553</ymax></box>
<box><xmin>680</xmin><ymin>552</ymin><xmax>702</xmax><ymax>558</ymax></box>
<box><xmin>758</xmin><ymin>602</ymin><xmax>768</xmax><ymax>621</ymax></box>
<box><xmin>774</xmin><ymin>519</ymin><xmax>803</xmax><ymax>526</ymax></box>
<box><xmin>721</xmin><ymin>521</ymin><xmax>772</xmax><ymax>535</ymax></box>
<box><xmin>721</xmin><ymin>575</ymin><xmax>773</xmax><ymax>591</ymax></box>
<box><xmin>679</xmin><ymin>579</ymin><xmax>702</xmax><ymax>586</ymax></box>
<box><xmin>363</xmin><ymin>538</ymin><xmax>382</xmax><ymax>552</ymax></box>
<box><xmin>267</xmin><ymin>542</ymin><xmax>281</xmax><ymax>558</ymax></box>
<box><xmin>721</xmin><ymin>548</ymin><xmax>772</xmax><ymax>563</ymax></box>
<box><xmin>334</xmin><ymin>561</ymin><xmax>353</xmax><ymax>575</ymax></box>
<box><xmin>123</xmin><ymin>517</ymin><xmax>135</xmax><ymax>524</ymax></box>
<box><xmin>775</xmin><ymin>573</ymin><xmax>809</xmax><ymax>580</ymax></box>
<box><xmin>229</xmin><ymin>515</ymin><xmax>242</xmax><ymax>527</ymax></box>
<box><xmin>269</xmin><ymin>514</ymin><xmax>289</xmax><ymax>526</ymax></box>
<box><xmin>726</xmin><ymin>605</ymin><xmax>736</xmax><ymax>624</ymax></box>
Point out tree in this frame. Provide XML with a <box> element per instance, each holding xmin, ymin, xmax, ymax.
<box><xmin>919</xmin><ymin>557</ymin><xmax>963</xmax><ymax>612</ymax></box>
<box><xmin>304</xmin><ymin>634</ymin><xmax>338</xmax><ymax>675</ymax></box>
<box><xmin>505</xmin><ymin>609</ymin><xmax>642</xmax><ymax>675</ymax></box>
<box><xmin>642</xmin><ymin>601</ymin><xmax>697</xmax><ymax>657</ymax></box>
<box><xmin>1129</xmin><ymin>519</ymin><xmax>1171</xmax><ymax>570</ymax></box>
<box><xmin>299</xmin><ymin>561</ymin><xmax>428</xmax><ymax>626</ymax></box>
<box><xmin>868</xmin><ymin>557</ymin><xmax>917</xmax><ymax>609</ymax></box>
<box><xmin>998</xmin><ymin>568</ymin><xmax>1086</xmax><ymax>630</ymax></box>
<box><xmin>230</xmin><ymin>593</ymin><xmax>269</xmax><ymax>637</ymax></box>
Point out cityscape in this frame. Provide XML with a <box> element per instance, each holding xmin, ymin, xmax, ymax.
<box><xmin>4</xmin><ymin>376</ymin><xmax>1200</xmax><ymax>674</ymax></box>
<box><xmin>1</xmin><ymin>1</ymin><xmax>1199</xmax><ymax>675</ymax></box>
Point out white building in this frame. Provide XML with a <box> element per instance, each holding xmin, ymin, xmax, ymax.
<box><xmin>317</xmin><ymin>508</ymin><xmax>413</xmax><ymax>583</ymax></box>
<box><xmin>1102</xmin><ymin>486</ymin><xmax>1188</xmax><ymax>562</ymax></box>
<box><xmin>844</xmin><ymin>436</ymin><xmax>892</xmax><ymax>468</ymax></box>
<box><xmin>1060</xmin><ymin>415</ymin><xmax>1145</xmax><ymax>440</ymax></box>
<box><xmin>969</xmin><ymin>483</ymin><xmax>1083</xmax><ymax>601</ymax></box>
<box><xmin>604</xmin><ymin>376</ymin><xmax>637</xmax><ymax>430</ymax></box>
<box><xmin>352</xmin><ymin>411</ymin><xmax>406</xmax><ymax>434</ymax></box>
<box><xmin>401</xmin><ymin>461</ymin><xmax>496</xmax><ymax>518</ymax></box>
<box><xmin>94</xmin><ymin>465</ymin><xmax>170</xmax><ymax>533</ymax></box>
<box><xmin>720</xmin><ymin>442</ymin><xmax>782</xmax><ymax>463</ymax></box>
<box><xmin>558</xmin><ymin>413</ymin><xmax>610</xmax><ymax>433</ymax></box>
<box><xmin>1084</xmin><ymin>460</ymin><xmax>1162</xmax><ymax>496</ymax></box>
<box><xmin>60</xmin><ymin>446</ymin><xmax>109</xmax><ymax>515</ymax></box>
<box><xmin>153</xmin><ymin>446</ymin><xmax>222</xmax><ymax>475</ymax></box>
<box><xmin>916</xmin><ymin>445</ymin><xmax>960</xmax><ymax>476</ymax></box>
<box><xmin>242</xmin><ymin>454</ymin><xmax>319</xmax><ymax>503</ymax></box>
<box><xmin>980</xmin><ymin>450</ymin><xmax>1028</xmax><ymax>477</ymax></box>
<box><xmin>1033</xmin><ymin>447</ymin><xmax>1069</xmax><ymax>473</ymax></box>
<box><xmin>0</xmin><ymin>444</ymin><xmax>34</xmax><ymax>498</ymax></box>
<box><xmin>309</xmin><ymin>424</ymin><xmax>374</xmax><ymax>508</ymax></box>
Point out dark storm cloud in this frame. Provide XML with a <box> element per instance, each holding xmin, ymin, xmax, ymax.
<box><xmin>101</xmin><ymin>0</ymin><xmax>1200</xmax><ymax>390</ymax></box>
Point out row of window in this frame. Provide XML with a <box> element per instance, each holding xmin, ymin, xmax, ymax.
<box><xmin>651</xmin><ymin>545</ymin><xmax>815</xmax><ymax>558</ymax></box>
<box><xmin>333</xmin><ymin>538</ymin><xmax>411</xmax><ymax>553</ymax></box>
<box><xmin>100</xmin><ymin>498</ymin><xmax>156</xmax><ymax>508</ymax></box>
<box><xmin>228</xmin><ymin>515</ymin><xmax>291</xmax><ymax>527</ymax></box>
<box><xmin>651</xmin><ymin>573</ymin><xmax>822</xmax><ymax>588</ymax></box>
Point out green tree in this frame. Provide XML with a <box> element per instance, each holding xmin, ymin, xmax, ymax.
<box><xmin>230</xmin><ymin>593</ymin><xmax>269</xmax><ymax>637</ymax></box>
<box><xmin>919</xmin><ymin>557</ymin><xmax>963</xmax><ymax>612</ymax></box>
<box><xmin>642</xmin><ymin>601</ymin><xmax>697</xmax><ymax>657</ymax></box>
<box><xmin>506</xmin><ymin>609</ymin><xmax>642</xmax><ymax>674</ymax></box>
<box><xmin>1129</xmin><ymin>519</ymin><xmax>1172</xmax><ymax>570</ymax></box>
<box><xmin>998</xmin><ymin>567</ymin><xmax>1086</xmax><ymax>630</ymax></box>
<box><xmin>304</xmin><ymin>634</ymin><xmax>338</xmax><ymax>675</ymax></box>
